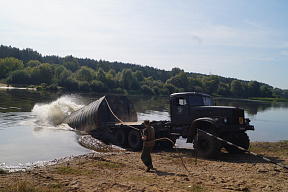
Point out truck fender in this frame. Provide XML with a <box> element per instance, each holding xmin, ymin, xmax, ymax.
<box><xmin>186</xmin><ymin>117</ymin><xmax>218</xmax><ymax>143</ymax></box>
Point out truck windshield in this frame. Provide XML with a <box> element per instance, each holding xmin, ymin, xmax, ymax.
<box><xmin>189</xmin><ymin>95</ymin><xmax>203</xmax><ymax>105</ymax></box>
<box><xmin>188</xmin><ymin>95</ymin><xmax>212</xmax><ymax>106</ymax></box>
<box><xmin>202</xmin><ymin>96</ymin><xmax>212</xmax><ymax>106</ymax></box>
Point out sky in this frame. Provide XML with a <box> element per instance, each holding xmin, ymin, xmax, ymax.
<box><xmin>1</xmin><ymin>0</ymin><xmax>288</xmax><ymax>89</ymax></box>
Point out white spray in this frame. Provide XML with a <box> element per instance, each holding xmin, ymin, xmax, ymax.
<box><xmin>32</xmin><ymin>95</ymin><xmax>84</xmax><ymax>126</ymax></box>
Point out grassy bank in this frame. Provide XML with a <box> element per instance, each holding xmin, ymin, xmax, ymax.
<box><xmin>249</xmin><ymin>97</ymin><xmax>288</xmax><ymax>102</ymax></box>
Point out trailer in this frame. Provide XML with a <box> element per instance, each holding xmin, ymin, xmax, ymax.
<box><xmin>63</xmin><ymin>93</ymin><xmax>254</xmax><ymax>158</ymax></box>
<box><xmin>62</xmin><ymin>95</ymin><xmax>177</xmax><ymax>150</ymax></box>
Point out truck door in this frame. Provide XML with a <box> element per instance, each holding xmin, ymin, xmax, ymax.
<box><xmin>171</xmin><ymin>96</ymin><xmax>189</xmax><ymax>125</ymax></box>
<box><xmin>187</xmin><ymin>94</ymin><xmax>204</xmax><ymax>123</ymax></box>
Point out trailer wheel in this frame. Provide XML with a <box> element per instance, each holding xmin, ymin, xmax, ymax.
<box><xmin>115</xmin><ymin>129</ymin><xmax>128</xmax><ymax>146</ymax></box>
<box><xmin>128</xmin><ymin>130</ymin><xmax>143</xmax><ymax>150</ymax></box>
<box><xmin>224</xmin><ymin>132</ymin><xmax>250</xmax><ymax>154</ymax></box>
<box><xmin>193</xmin><ymin>129</ymin><xmax>222</xmax><ymax>159</ymax></box>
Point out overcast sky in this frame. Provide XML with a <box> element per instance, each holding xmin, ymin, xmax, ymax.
<box><xmin>1</xmin><ymin>0</ymin><xmax>288</xmax><ymax>89</ymax></box>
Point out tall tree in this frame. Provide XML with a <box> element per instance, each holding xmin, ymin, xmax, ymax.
<box><xmin>97</xmin><ymin>60</ymin><xmax>109</xmax><ymax>72</ymax></box>
<box><xmin>59</xmin><ymin>69</ymin><xmax>73</xmax><ymax>86</ymax></box>
<box><xmin>75</xmin><ymin>66</ymin><xmax>94</xmax><ymax>82</ymax></box>
<box><xmin>26</xmin><ymin>60</ymin><xmax>41</xmax><ymax>68</ymax></box>
<box><xmin>260</xmin><ymin>85</ymin><xmax>272</xmax><ymax>98</ymax></box>
<box><xmin>39</xmin><ymin>63</ymin><xmax>53</xmax><ymax>84</ymax></box>
<box><xmin>120</xmin><ymin>68</ymin><xmax>134</xmax><ymax>90</ymax></box>
<box><xmin>30</xmin><ymin>63</ymin><xmax>53</xmax><ymax>84</ymax></box>
<box><xmin>170</xmin><ymin>67</ymin><xmax>183</xmax><ymax>77</ymax></box>
<box><xmin>7</xmin><ymin>70</ymin><xmax>31</xmax><ymax>84</ymax></box>
<box><xmin>54</xmin><ymin>65</ymin><xmax>66</xmax><ymax>79</ymax></box>
<box><xmin>248</xmin><ymin>81</ymin><xmax>260</xmax><ymax>97</ymax></box>
<box><xmin>0</xmin><ymin>57</ymin><xmax>24</xmax><ymax>79</ymax></box>
<box><xmin>134</xmin><ymin>70</ymin><xmax>144</xmax><ymax>82</ymax></box>
<box><xmin>63</xmin><ymin>56</ymin><xmax>79</xmax><ymax>72</ymax></box>
<box><xmin>166</xmin><ymin>72</ymin><xmax>188</xmax><ymax>90</ymax></box>
<box><xmin>97</xmin><ymin>68</ymin><xmax>107</xmax><ymax>83</ymax></box>
<box><xmin>231</xmin><ymin>80</ymin><xmax>242</xmax><ymax>97</ymax></box>
<box><xmin>217</xmin><ymin>82</ymin><xmax>230</xmax><ymax>97</ymax></box>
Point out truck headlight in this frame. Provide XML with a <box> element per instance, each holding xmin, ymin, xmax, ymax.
<box><xmin>223</xmin><ymin>118</ymin><xmax>227</xmax><ymax>123</ymax></box>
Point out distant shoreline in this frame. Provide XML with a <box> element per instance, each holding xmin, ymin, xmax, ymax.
<box><xmin>0</xmin><ymin>83</ymin><xmax>36</xmax><ymax>90</ymax></box>
<box><xmin>0</xmin><ymin>83</ymin><xmax>287</xmax><ymax>103</ymax></box>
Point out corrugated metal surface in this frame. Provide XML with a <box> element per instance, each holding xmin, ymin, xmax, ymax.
<box><xmin>62</xmin><ymin>95</ymin><xmax>137</xmax><ymax>132</ymax></box>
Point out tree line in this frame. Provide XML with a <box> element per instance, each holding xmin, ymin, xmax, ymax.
<box><xmin>1</xmin><ymin>45</ymin><xmax>288</xmax><ymax>99</ymax></box>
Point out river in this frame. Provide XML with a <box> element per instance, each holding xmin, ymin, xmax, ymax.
<box><xmin>0</xmin><ymin>88</ymin><xmax>287</xmax><ymax>171</ymax></box>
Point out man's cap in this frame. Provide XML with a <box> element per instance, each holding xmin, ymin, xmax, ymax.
<box><xmin>144</xmin><ymin>120</ymin><xmax>150</xmax><ymax>124</ymax></box>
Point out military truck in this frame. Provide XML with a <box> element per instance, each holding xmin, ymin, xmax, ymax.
<box><xmin>63</xmin><ymin>92</ymin><xmax>254</xmax><ymax>158</ymax></box>
<box><xmin>168</xmin><ymin>92</ymin><xmax>254</xmax><ymax>158</ymax></box>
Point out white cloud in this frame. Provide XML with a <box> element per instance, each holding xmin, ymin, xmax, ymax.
<box><xmin>280</xmin><ymin>51</ymin><xmax>288</xmax><ymax>56</ymax></box>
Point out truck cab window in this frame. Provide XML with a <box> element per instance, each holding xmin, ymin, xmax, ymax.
<box><xmin>177</xmin><ymin>98</ymin><xmax>187</xmax><ymax>106</ymax></box>
<box><xmin>189</xmin><ymin>95</ymin><xmax>203</xmax><ymax>106</ymax></box>
<box><xmin>202</xmin><ymin>96</ymin><xmax>213</xmax><ymax>106</ymax></box>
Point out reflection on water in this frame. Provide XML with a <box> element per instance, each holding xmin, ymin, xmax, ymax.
<box><xmin>0</xmin><ymin>90</ymin><xmax>288</xmax><ymax>171</ymax></box>
<box><xmin>129</xmin><ymin>95</ymin><xmax>170</xmax><ymax>113</ymax></box>
<box><xmin>212</xmin><ymin>97</ymin><xmax>288</xmax><ymax>142</ymax></box>
<box><xmin>0</xmin><ymin>90</ymin><xmax>91</xmax><ymax>171</ymax></box>
<box><xmin>214</xmin><ymin>97</ymin><xmax>288</xmax><ymax>116</ymax></box>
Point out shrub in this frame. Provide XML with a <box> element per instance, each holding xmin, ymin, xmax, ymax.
<box><xmin>141</xmin><ymin>85</ymin><xmax>155</xmax><ymax>95</ymax></box>
<box><xmin>0</xmin><ymin>168</ymin><xmax>7</xmax><ymax>174</ymax></box>
<box><xmin>79</xmin><ymin>81</ymin><xmax>91</xmax><ymax>92</ymax></box>
<box><xmin>63</xmin><ymin>77</ymin><xmax>80</xmax><ymax>91</ymax></box>
<box><xmin>90</xmin><ymin>80</ymin><xmax>108</xmax><ymax>93</ymax></box>
<box><xmin>6</xmin><ymin>70</ymin><xmax>31</xmax><ymax>84</ymax></box>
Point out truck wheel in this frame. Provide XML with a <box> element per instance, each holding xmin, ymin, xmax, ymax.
<box><xmin>193</xmin><ymin>130</ymin><xmax>222</xmax><ymax>159</ymax></box>
<box><xmin>115</xmin><ymin>129</ymin><xmax>128</xmax><ymax>146</ymax></box>
<box><xmin>128</xmin><ymin>130</ymin><xmax>143</xmax><ymax>150</ymax></box>
<box><xmin>224</xmin><ymin>132</ymin><xmax>250</xmax><ymax>154</ymax></box>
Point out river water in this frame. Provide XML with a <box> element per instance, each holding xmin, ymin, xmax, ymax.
<box><xmin>0</xmin><ymin>88</ymin><xmax>287</xmax><ymax>171</ymax></box>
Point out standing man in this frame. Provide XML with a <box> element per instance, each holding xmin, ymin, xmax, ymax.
<box><xmin>141</xmin><ymin>120</ymin><xmax>155</xmax><ymax>172</ymax></box>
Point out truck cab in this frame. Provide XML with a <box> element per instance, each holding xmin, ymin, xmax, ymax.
<box><xmin>170</xmin><ymin>92</ymin><xmax>213</xmax><ymax>126</ymax></box>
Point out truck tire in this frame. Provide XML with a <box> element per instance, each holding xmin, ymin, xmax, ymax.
<box><xmin>128</xmin><ymin>129</ymin><xmax>143</xmax><ymax>150</ymax></box>
<box><xmin>224</xmin><ymin>132</ymin><xmax>250</xmax><ymax>154</ymax></box>
<box><xmin>115</xmin><ymin>129</ymin><xmax>128</xmax><ymax>146</ymax></box>
<box><xmin>193</xmin><ymin>130</ymin><xmax>222</xmax><ymax>158</ymax></box>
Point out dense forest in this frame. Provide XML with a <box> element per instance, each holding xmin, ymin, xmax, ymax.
<box><xmin>1</xmin><ymin>45</ymin><xmax>288</xmax><ymax>99</ymax></box>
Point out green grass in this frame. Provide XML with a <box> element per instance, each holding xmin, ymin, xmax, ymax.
<box><xmin>0</xmin><ymin>180</ymin><xmax>63</xmax><ymax>192</ymax></box>
<box><xmin>165</xmin><ymin>156</ymin><xmax>173</xmax><ymax>160</ymax></box>
<box><xmin>57</xmin><ymin>166</ymin><xmax>92</xmax><ymax>175</ymax></box>
<box><xmin>187</xmin><ymin>184</ymin><xmax>206</xmax><ymax>192</ymax></box>
<box><xmin>97</xmin><ymin>161</ymin><xmax>125</xmax><ymax>168</ymax></box>
<box><xmin>249</xmin><ymin>141</ymin><xmax>288</xmax><ymax>156</ymax></box>
<box><xmin>249</xmin><ymin>97</ymin><xmax>288</xmax><ymax>102</ymax></box>
<box><xmin>0</xmin><ymin>168</ymin><xmax>7</xmax><ymax>174</ymax></box>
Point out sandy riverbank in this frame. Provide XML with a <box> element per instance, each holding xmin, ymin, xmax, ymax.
<box><xmin>0</xmin><ymin>142</ymin><xmax>288</xmax><ymax>191</ymax></box>
<box><xmin>0</xmin><ymin>83</ymin><xmax>8</xmax><ymax>87</ymax></box>
<box><xmin>0</xmin><ymin>83</ymin><xmax>36</xmax><ymax>90</ymax></box>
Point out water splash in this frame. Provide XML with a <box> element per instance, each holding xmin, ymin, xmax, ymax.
<box><xmin>31</xmin><ymin>95</ymin><xmax>84</xmax><ymax>126</ymax></box>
